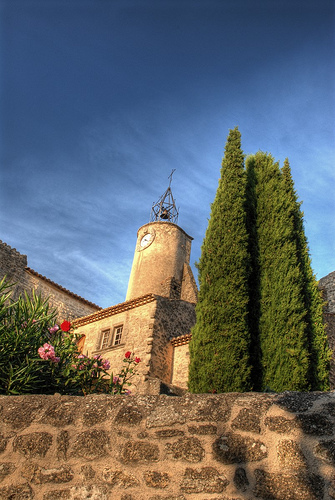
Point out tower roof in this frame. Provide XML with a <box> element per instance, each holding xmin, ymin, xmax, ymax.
<box><xmin>150</xmin><ymin>169</ymin><xmax>179</xmax><ymax>223</ymax></box>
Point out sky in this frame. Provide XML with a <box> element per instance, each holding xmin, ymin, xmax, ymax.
<box><xmin>0</xmin><ymin>0</ymin><xmax>334</xmax><ymax>309</ymax></box>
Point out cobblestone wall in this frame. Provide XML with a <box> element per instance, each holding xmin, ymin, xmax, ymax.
<box><xmin>0</xmin><ymin>392</ymin><xmax>334</xmax><ymax>500</ymax></box>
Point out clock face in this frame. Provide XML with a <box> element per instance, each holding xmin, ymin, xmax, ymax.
<box><xmin>140</xmin><ymin>233</ymin><xmax>152</xmax><ymax>247</ymax></box>
<box><xmin>138</xmin><ymin>229</ymin><xmax>155</xmax><ymax>251</ymax></box>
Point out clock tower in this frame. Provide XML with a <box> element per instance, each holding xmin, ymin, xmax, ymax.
<box><xmin>126</xmin><ymin>172</ymin><xmax>197</xmax><ymax>303</ymax></box>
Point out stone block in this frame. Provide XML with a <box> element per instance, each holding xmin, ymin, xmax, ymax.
<box><xmin>188</xmin><ymin>425</ymin><xmax>217</xmax><ymax>435</ymax></box>
<box><xmin>22</xmin><ymin>463</ymin><xmax>74</xmax><ymax>483</ymax></box>
<box><xmin>2</xmin><ymin>397</ymin><xmax>46</xmax><ymax>429</ymax></box>
<box><xmin>180</xmin><ymin>467</ymin><xmax>229</xmax><ymax>494</ymax></box>
<box><xmin>231</xmin><ymin>408</ymin><xmax>261</xmax><ymax>433</ymax></box>
<box><xmin>72</xmin><ymin>429</ymin><xmax>109</xmax><ymax>460</ymax></box>
<box><xmin>143</xmin><ymin>470</ymin><xmax>170</xmax><ymax>488</ymax></box>
<box><xmin>213</xmin><ymin>433</ymin><xmax>267</xmax><ymax>464</ymax></box>
<box><xmin>264</xmin><ymin>415</ymin><xmax>297</xmax><ymax>433</ymax></box>
<box><xmin>233</xmin><ymin>467</ymin><xmax>249</xmax><ymax>491</ymax></box>
<box><xmin>0</xmin><ymin>435</ymin><xmax>7</xmax><ymax>454</ymax></box>
<box><xmin>57</xmin><ymin>430</ymin><xmax>69</xmax><ymax>461</ymax></box>
<box><xmin>314</xmin><ymin>440</ymin><xmax>335</xmax><ymax>465</ymax></box>
<box><xmin>184</xmin><ymin>394</ymin><xmax>232</xmax><ymax>422</ymax></box>
<box><xmin>40</xmin><ymin>401</ymin><xmax>75</xmax><ymax>427</ymax></box>
<box><xmin>13</xmin><ymin>432</ymin><xmax>53</xmax><ymax>458</ymax></box>
<box><xmin>101</xmin><ymin>468</ymin><xmax>140</xmax><ymax>488</ymax></box>
<box><xmin>80</xmin><ymin>465</ymin><xmax>96</xmax><ymax>481</ymax></box>
<box><xmin>0</xmin><ymin>462</ymin><xmax>16</xmax><ymax>483</ymax></box>
<box><xmin>165</xmin><ymin>437</ymin><xmax>205</xmax><ymax>462</ymax></box>
<box><xmin>277</xmin><ymin>440</ymin><xmax>306</xmax><ymax>468</ymax></box>
<box><xmin>296</xmin><ymin>413</ymin><xmax>333</xmax><ymax>435</ymax></box>
<box><xmin>275</xmin><ymin>392</ymin><xmax>320</xmax><ymax>412</ymax></box>
<box><xmin>82</xmin><ymin>395</ymin><xmax>115</xmax><ymax>426</ymax></box>
<box><xmin>0</xmin><ymin>483</ymin><xmax>33</xmax><ymax>499</ymax></box>
<box><xmin>115</xmin><ymin>405</ymin><xmax>143</xmax><ymax>425</ymax></box>
<box><xmin>42</xmin><ymin>485</ymin><xmax>110</xmax><ymax>500</ymax></box>
<box><xmin>254</xmin><ymin>469</ymin><xmax>324</xmax><ymax>500</ymax></box>
<box><xmin>120</xmin><ymin>440</ymin><xmax>159</xmax><ymax>463</ymax></box>
<box><xmin>155</xmin><ymin>429</ymin><xmax>185</xmax><ymax>438</ymax></box>
<box><xmin>146</xmin><ymin>407</ymin><xmax>186</xmax><ymax>428</ymax></box>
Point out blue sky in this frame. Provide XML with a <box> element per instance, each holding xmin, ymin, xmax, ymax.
<box><xmin>0</xmin><ymin>0</ymin><xmax>334</xmax><ymax>308</ymax></box>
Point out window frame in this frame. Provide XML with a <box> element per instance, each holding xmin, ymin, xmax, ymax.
<box><xmin>98</xmin><ymin>324</ymin><xmax>124</xmax><ymax>350</ymax></box>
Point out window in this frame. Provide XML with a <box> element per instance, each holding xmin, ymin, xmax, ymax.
<box><xmin>113</xmin><ymin>325</ymin><xmax>123</xmax><ymax>345</ymax></box>
<box><xmin>99</xmin><ymin>325</ymin><xmax>123</xmax><ymax>350</ymax></box>
<box><xmin>100</xmin><ymin>329</ymin><xmax>111</xmax><ymax>349</ymax></box>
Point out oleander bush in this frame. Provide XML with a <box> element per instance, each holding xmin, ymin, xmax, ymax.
<box><xmin>0</xmin><ymin>277</ymin><xmax>140</xmax><ymax>395</ymax></box>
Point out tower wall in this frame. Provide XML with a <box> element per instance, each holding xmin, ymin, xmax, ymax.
<box><xmin>126</xmin><ymin>221</ymin><xmax>193</xmax><ymax>301</ymax></box>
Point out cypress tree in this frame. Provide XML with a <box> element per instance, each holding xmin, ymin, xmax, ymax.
<box><xmin>188</xmin><ymin>127</ymin><xmax>252</xmax><ymax>393</ymax></box>
<box><xmin>282</xmin><ymin>159</ymin><xmax>331</xmax><ymax>390</ymax></box>
<box><xmin>246</xmin><ymin>152</ymin><xmax>310</xmax><ymax>391</ymax></box>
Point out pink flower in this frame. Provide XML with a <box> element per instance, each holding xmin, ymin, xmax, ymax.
<box><xmin>48</xmin><ymin>325</ymin><xmax>59</xmax><ymax>335</ymax></box>
<box><xmin>125</xmin><ymin>351</ymin><xmax>131</xmax><ymax>359</ymax></box>
<box><xmin>38</xmin><ymin>343</ymin><xmax>59</xmax><ymax>362</ymax></box>
<box><xmin>113</xmin><ymin>376</ymin><xmax>120</xmax><ymax>384</ymax></box>
<box><xmin>93</xmin><ymin>354</ymin><xmax>102</xmax><ymax>360</ymax></box>
<box><xmin>102</xmin><ymin>359</ymin><xmax>110</xmax><ymax>370</ymax></box>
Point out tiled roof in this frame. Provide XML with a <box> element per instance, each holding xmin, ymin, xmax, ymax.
<box><xmin>170</xmin><ymin>333</ymin><xmax>192</xmax><ymax>346</ymax></box>
<box><xmin>73</xmin><ymin>293</ymin><xmax>157</xmax><ymax>327</ymax></box>
<box><xmin>25</xmin><ymin>267</ymin><xmax>101</xmax><ymax>310</ymax></box>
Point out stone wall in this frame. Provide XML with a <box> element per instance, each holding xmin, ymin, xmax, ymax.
<box><xmin>325</xmin><ymin>313</ymin><xmax>335</xmax><ymax>389</ymax></box>
<box><xmin>74</xmin><ymin>295</ymin><xmax>196</xmax><ymax>393</ymax></box>
<box><xmin>0</xmin><ymin>392</ymin><xmax>334</xmax><ymax>500</ymax></box>
<box><xmin>151</xmin><ymin>297</ymin><xmax>196</xmax><ymax>387</ymax></box>
<box><xmin>0</xmin><ymin>240</ymin><xmax>100</xmax><ymax>321</ymax></box>
<box><xmin>320</xmin><ymin>271</ymin><xmax>335</xmax><ymax>313</ymax></box>
<box><xmin>74</xmin><ymin>296</ymin><xmax>158</xmax><ymax>391</ymax></box>
<box><xmin>319</xmin><ymin>272</ymin><xmax>335</xmax><ymax>390</ymax></box>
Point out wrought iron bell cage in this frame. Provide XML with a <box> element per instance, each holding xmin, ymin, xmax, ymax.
<box><xmin>149</xmin><ymin>170</ymin><xmax>179</xmax><ymax>224</ymax></box>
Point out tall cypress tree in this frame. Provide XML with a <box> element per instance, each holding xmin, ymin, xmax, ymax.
<box><xmin>282</xmin><ymin>159</ymin><xmax>331</xmax><ymax>390</ymax></box>
<box><xmin>246</xmin><ymin>152</ymin><xmax>310</xmax><ymax>391</ymax></box>
<box><xmin>188</xmin><ymin>127</ymin><xmax>252</xmax><ymax>393</ymax></box>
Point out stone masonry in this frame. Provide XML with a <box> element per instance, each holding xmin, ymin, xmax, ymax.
<box><xmin>0</xmin><ymin>391</ymin><xmax>334</xmax><ymax>500</ymax></box>
<box><xmin>0</xmin><ymin>240</ymin><xmax>100</xmax><ymax>321</ymax></box>
<box><xmin>320</xmin><ymin>271</ymin><xmax>335</xmax><ymax>389</ymax></box>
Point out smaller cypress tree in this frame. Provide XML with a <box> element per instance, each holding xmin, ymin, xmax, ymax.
<box><xmin>282</xmin><ymin>159</ymin><xmax>331</xmax><ymax>390</ymax></box>
<box><xmin>246</xmin><ymin>152</ymin><xmax>310</xmax><ymax>391</ymax></box>
<box><xmin>188</xmin><ymin>127</ymin><xmax>252</xmax><ymax>393</ymax></box>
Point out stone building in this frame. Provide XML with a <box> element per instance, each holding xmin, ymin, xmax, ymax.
<box><xmin>319</xmin><ymin>271</ymin><xmax>335</xmax><ymax>388</ymax></box>
<box><xmin>0</xmin><ymin>240</ymin><xmax>100</xmax><ymax>321</ymax></box>
<box><xmin>72</xmin><ymin>181</ymin><xmax>198</xmax><ymax>393</ymax></box>
<box><xmin>0</xmin><ymin>180</ymin><xmax>198</xmax><ymax>393</ymax></box>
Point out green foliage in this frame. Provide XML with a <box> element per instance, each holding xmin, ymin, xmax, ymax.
<box><xmin>0</xmin><ymin>278</ymin><xmax>141</xmax><ymax>395</ymax></box>
<box><xmin>189</xmin><ymin>129</ymin><xmax>330</xmax><ymax>394</ymax></box>
<box><xmin>282</xmin><ymin>159</ymin><xmax>331</xmax><ymax>390</ymax></box>
<box><xmin>247</xmin><ymin>152</ymin><xmax>310</xmax><ymax>391</ymax></box>
<box><xmin>0</xmin><ymin>277</ymin><xmax>57</xmax><ymax>394</ymax></box>
<box><xmin>189</xmin><ymin>127</ymin><xmax>252</xmax><ymax>393</ymax></box>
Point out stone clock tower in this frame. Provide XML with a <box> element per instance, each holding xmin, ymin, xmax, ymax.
<box><xmin>126</xmin><ymin>172</ymin><xmax>197</xmax><ymax>303</ymax></box>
